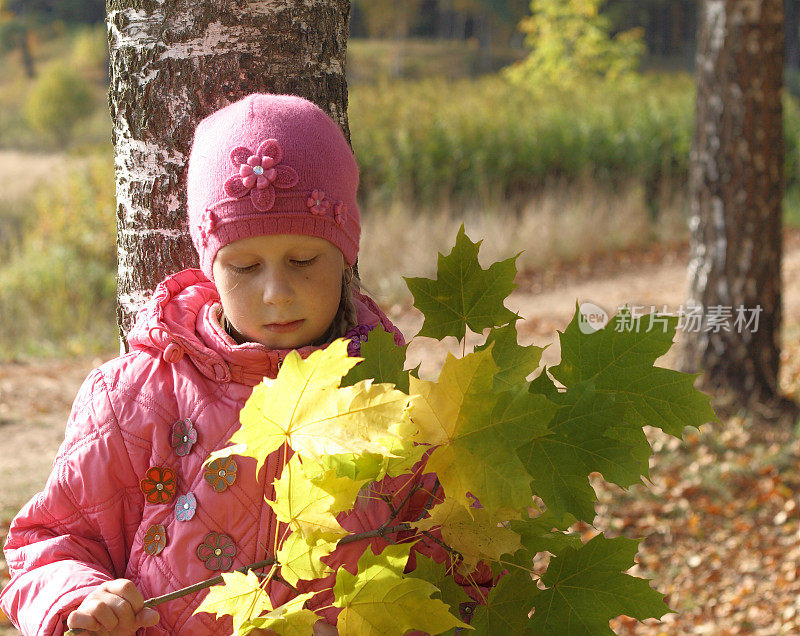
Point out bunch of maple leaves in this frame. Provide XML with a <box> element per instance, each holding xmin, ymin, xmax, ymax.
<box><xmin>194</xmin><ymin>226</ymin><xmax>716</xmax><ymax>635</ymax></box>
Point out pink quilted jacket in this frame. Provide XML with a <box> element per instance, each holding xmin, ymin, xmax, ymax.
<box><xmin>0</xmin><ymin>270</ymin><xmax>489</xmax><ymax>635</ymax></box>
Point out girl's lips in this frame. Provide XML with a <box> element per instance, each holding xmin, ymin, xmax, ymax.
<box><xmin>264</xmin><ymin>319</ymin><xmax>304</xmax><ymax>333</ymax></box>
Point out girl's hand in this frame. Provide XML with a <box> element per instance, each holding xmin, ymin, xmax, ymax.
<box><xmin>250</xmin><ymin>620</ymin><xmax>338</xmax><ymax>635</ymax></box>
<box><xmin>66</xmin><ymin>579</ymin><xmax>160</xmax><ymax>635</ymax></box>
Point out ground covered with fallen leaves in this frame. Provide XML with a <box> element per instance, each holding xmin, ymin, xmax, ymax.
<box><xmin>1</xmin><ymin>239</ymin><xmax>800</xmax><ymax>634</ymax></box>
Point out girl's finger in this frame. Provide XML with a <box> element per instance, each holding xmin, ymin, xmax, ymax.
<box><xmin>136</xmin><ymin>607</ymin><xmax>161</xmax><ymax>627</ymax></box>
<box><xmin>104</xmin><ymin>579</ymin><xmax>147</xmax><ymax>613</ymax></box>
<box><xmin>313</xmin><ymin>621</ymin><xmax>339</xmax><ymax>635</ymax></box>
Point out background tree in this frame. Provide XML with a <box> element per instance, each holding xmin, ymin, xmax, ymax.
<box><xmin>352</xmin><ymin>0</ymin><xmax>422</xmax><ymax>39</ymax></box>
<box><xmin>505</xmin><ymin>0</ymin><xmax>644</xmax><ymax>89</ymax></box>
<box><xmin>681</xmin><ymin>0</ymin><xmax>796</xmax><ymax>417</ymax></box>
<box><xmin>108</xmin><ymin>0</ymin><xmax>352</xmax><ymax>347</ymax></box>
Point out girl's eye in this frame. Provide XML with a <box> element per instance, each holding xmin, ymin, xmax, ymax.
<box><xmin>230</xmin><ymin>263</ymin><xmax>259</xmax><ymax>273</ymax></box>
<box><xmin>290</xmin><ymin>256</ymin><xmax>318</xmax><ymax>267</ymax></box>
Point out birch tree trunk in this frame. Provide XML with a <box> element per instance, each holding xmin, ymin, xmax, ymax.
<box><xmin>107</xmin><ymin>0</ymin><xmax>351</xmax><ymax>348</ymax></box>
<box><xmin>682</xmin><ymin>0</ymin><xmax>796</xmax><ymax>416</ymax></box>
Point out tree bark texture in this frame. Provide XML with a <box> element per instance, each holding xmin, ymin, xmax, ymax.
<box><xmin>682</xmin><ymin>0</ymin><xmax>785</xmax><ymax>404</ymax></box>
<box><xmin>786</xmin><ymin>0</ymin><xmax>800</xmax><ymax>69</ymax></box>
<box><xmin>107</xmin><ymin>0</ymin><xmax>351</xmax><ymax>347</ymax></box>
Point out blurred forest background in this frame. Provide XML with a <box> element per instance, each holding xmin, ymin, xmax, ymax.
<box><xmin>4</xmin><ymin>5</ymin><xmax>800</xmax><ymax>634</ymax></box>
<box><xmin>1</xmin><ymin>0</ymin><xmax>800</xmax><ymax>358</ymax></box>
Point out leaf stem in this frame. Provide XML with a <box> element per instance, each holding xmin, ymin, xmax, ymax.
<box><xmin>497</xmin><ymin>558</ymin><xmax>540</xmax><ymax>577</ymax></box>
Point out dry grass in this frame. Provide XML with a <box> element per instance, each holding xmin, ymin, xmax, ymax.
<box><xmin>0</xmin><ymin>151</ymin><xmax>58</xmax><ymax>199</ymax></box>
<box><xmin>359</xmin><ymin>176</ymin><xmax>689</xmax><ymax>303</ymax></box>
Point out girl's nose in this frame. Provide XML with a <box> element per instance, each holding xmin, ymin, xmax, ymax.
<box><xmin>261</xmin><ymin>269</ymin><xmax>294</xmax><ymax>305</ymax></box>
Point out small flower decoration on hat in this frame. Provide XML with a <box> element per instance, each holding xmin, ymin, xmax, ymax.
<box><xmin>307</xmin><ymin>190</ymin><xmax>330</xmax><ymax>216</ymax></box>
<box><xmin>143</xmin><ymin>524</ymin><xmax>167</xmax><ymax>556</ymax></box>
<box><xmin>174</xmin><ymin>492</ymin><xmax>197</xmax><ymax>522</ymax></box>
<box><xmin>140</xmin><ymin>466</ymin><xmax>177</xmax><ymax>504</ymax></box>
<box><xmin>224</xmin><ymin>140</ymin><xmax>299</xmax><ymax>212</ymax></box>
<box><xmin>204</xmin><ymin>457</ymin><xmax>237</xmax><ymax>492</ymax></box>
<box><xmin>199</xmin><ymin>210</ymin><xmax>216</xmax><ymax>246</ymax></box>
<box><xmin>334</xmin><ymin>202</ymin><xmax>348</xmax><ymax>226</ymax></box>
<box><xmin>171</xmin><ymin>418</ymin><xmax>198</xmax><ymax>457</ymax></box>
<box><xmin>197</xmin><ymin>531</ymin><xmax>236</xmax><ymax>571</ymax></box>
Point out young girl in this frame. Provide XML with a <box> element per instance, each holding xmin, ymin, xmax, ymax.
<box><xmin>0</xmin><ymin>94</ymin><xmax>490</xmax><ymax>635</ymax></box>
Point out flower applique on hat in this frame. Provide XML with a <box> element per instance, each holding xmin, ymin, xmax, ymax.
<box><xmin>224</xmin><ymin>139</ymin><xmax>299</xmax><ymax>212</ymax></box>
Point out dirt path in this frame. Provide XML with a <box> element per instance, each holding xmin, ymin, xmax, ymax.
<box><xmin>1</xmin><ymin>240</ymin><xmax>799</xmax><ymax>633</ymax></box>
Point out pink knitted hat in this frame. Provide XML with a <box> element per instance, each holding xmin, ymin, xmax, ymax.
<box><xmin>187</xmin><ymin>94</ymin><xmax>360</xmax><ymax>278</ymax></box>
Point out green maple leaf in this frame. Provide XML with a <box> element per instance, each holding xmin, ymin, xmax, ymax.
<box><xmin>529</xmin><ymin>534</ymin><xmax>670</xmax><ymax>634</ymax></box>
<box><xmin>550</xmin><ymin>306</ymin><xmax>717</xmax><ymax>436</ymax></box>
<box><xmin>404</xmin><ymin>224</ymin><xmax>519</xmax><ymax>341</ymax></box>
<box><xmin>410</xmin><ymin>349</ymin><xmax>555</xmax><ymax>514</ymax></box>
<box><xmin>333</xmin><ymin>544</ymin><xmax>468</xmax><ymax>636</ymax></box>
<box><xmin>342</xmin><ymin>325</ymin><xmax>410</xmax><ymax>393</ymax></box>
<box><xmin>411</xmin><ymin>554</ymin><xmax>470</xmax><ymax>615</ymax></box>
<box><xmin>518</xmin><ymin>381</ymin><xmax>638</xmax><ymax>521</ymax></box>
<box><xmin>471</xmin><ymin>568</ymin><xmax>539</xmax><ymax>635</ymax></box>
<box><xmin>508</xmin><ymin>509</ymin><xmax>582</xmax><ymax>557</ymax></box>
<box><xmin>530</xmin><ymin>370</ymin><xmax>653</xmax><ymax>483</ymax></box>
<box><xmin>475</xmin><ymin>322</ymin><xmax>544</xmax><ymax>391</ymax></box>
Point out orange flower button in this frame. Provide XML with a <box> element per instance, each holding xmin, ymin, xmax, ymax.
<box><xmin>140</xmin><ymin>466</ymin><xmax>177</xmax><ymax>504</ymax></box>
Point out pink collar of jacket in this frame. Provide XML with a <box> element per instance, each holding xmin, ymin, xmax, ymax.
<box><xmin>126</xmin><ymin>269</ymin><xmax>403</xmax><ymax>386</ymax></box>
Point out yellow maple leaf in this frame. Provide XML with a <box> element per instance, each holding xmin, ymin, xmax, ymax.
<box><xmin>302</xmin><ymin>462</ymin><xmax>373</xmax><ymax>515</ymax></box>
<box><xmin>268</xmin><ymin>456</ymin><xmax>349</xmax><ymax>540</ymax></box>
<box><xmin>209</xmin><ymin>339</ymin><xmax>411</xmax><ymax>472</ymax></box>
<box><xmin>407</xmin><ymin>349</ymin><xmax>499</xmax><ymax>509</ymax></box>
<box><xmin>333</xmin><ymin>544</ymin><xmax>469</xmax><ymax>636</ymax></box>
<box><xmin>242</xmin><ymin>592</ymin><xmax>320</xmax><ymax>636</ymax></box>
<box><xmin>409</xmin><ymin>349</ymin><xmax>497</xmax><ymax>446</ymax></box>
<box><xmin>193</xmin><ymin>570</ymin><xmax>272</xmax><ymax>632</ymax></box>
<box><xmin>413</xmin><ymin>498</ymin><xmax>522</xmax><ymax>572</ymax></box>
<box><xmin>277</xmin><ymin>531</ymin><xmax>338</xmax><ymax>587</ymax></box>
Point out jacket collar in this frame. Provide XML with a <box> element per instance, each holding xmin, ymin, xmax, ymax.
<box><xmin>126</xmin><ymin>269</ymin><xmax>399</xmax><ymax>386</ymax></box>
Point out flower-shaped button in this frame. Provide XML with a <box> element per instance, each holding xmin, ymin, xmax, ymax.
<box><xmin>307</xmin><ymin>190</ymin><xmax>330</xmax><ymax>216</ymax></box>
<box><xmin>197</xmin><ymin>532</ymin><xmax>236</xmax><ymax>571</ymax></box>
<box><xmin>346</xmin><ymin>325</ymin><xmax>372</xmax><ymax>357</ymax></box>
<box><xmin>143</xmin><ymin>524</ymin><xmax>167</xmax><ymax>556</ymax></box>
<box><xmin>224</xmin><ymin>140</ymin><xmax>299</xmax><ymax>212</ymax></box>
<box><xmin>204</xmin><ymin>457</ymin><xmax>237</xmax><ymax>492</ymax></box>
<box><xmin>140</xmin><ymin>466</ymin><xmax>177</xmax><ymax>504</ymax></box>
<box><xmin>171</xmin><ymin>418</ymin><xmax>197</xmax><ymax>457</ymax></box>
<box><xmin>174</xmin><ymin>492</ymin><xmax>197</xmax><ymax>522</ymax></box>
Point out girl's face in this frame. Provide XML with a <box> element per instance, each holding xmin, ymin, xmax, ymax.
<box><xmin>212</xmin><ymin>234</ymin><xmax>345</xmax><ymax>349</ymax></box>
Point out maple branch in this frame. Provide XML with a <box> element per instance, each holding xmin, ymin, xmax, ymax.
<box><xmin>63</xmin><ymin>559</ymin><xmax>276</xmax><ymax>636</ymax></box>
<box><xmin>418</xmin><ymin>477</ymin><xmax>442</xmax><ymax>520</ymax></box>
<box><xmin>383</xmin><ymin>480</ymin><xmax>425</xmax><ymax>526</ymax></box>
<box><xmin>337</xmin><ymin>523</ymin><xmax>412</xmax><ymax>545</ymax></box>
